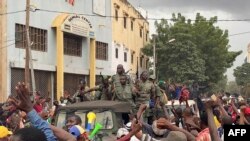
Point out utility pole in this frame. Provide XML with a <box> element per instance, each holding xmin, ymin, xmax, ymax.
<box><xmin>25</xmin><ymin>0</ymin><xmax>36</xmax><ymax>93</ymax></box>
<box><xmin>25</xmin><ymin>0</ymin><xmax>30</xmax><ymax>89</ymax></box>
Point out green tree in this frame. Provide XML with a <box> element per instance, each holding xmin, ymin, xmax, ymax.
<box><xmin>142</xmin><ymin>13</ymin><xmax>241</xmax><ymax>84</ymax></box>
<box><xmin>225</xmin><ymin>81</ymin><xmax>241</xmax><ymax>94</ymax></box>
<box><xmin>234</xmin><ymin>63</ymin><xmax>250</xmax><ymax>86</ymax></box>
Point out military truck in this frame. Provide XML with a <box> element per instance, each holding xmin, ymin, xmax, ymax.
<box><xmin>54</xmin><ymin>100</ymin><xmax>132</xmax><ymax>141</ymax></box>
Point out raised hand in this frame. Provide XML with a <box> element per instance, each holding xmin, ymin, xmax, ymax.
<box><xmin>12</xmin><ymin>82</ymin><xmax>33</xmax><ymax>113</ymax></box>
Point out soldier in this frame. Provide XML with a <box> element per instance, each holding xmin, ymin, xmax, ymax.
<box><xmin>80</xmin><ymin>75</ymin><xmax>112</xmax><ymax>100</ymax></box>
<box><xmin>73</xmin><ymin>80</ymin><xmax>91</xmax><ymax>102</ymax></box>
<box><xmin>149</xmin><ymin>76</ymin><xmax>169</xmax><ymax>121</ymax></box>
<box><xmin>111</xmin><ymin>64</ymin><xmax>132</xmax><ymax>90</ymax></box>
<box><xmin>135</xmin><ymin>71</ymin><xmax>155</xmax><ymax>123</ymax></box>
<box><xmin>113</xmin><ymin>75</ymin><xmax>136</xmax><ymax>124</ymax></box>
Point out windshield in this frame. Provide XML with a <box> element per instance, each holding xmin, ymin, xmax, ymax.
<box><xmin>56</xmin><ymin>110</ymin><xmax>114</xmax><ymax>130</ymax></box>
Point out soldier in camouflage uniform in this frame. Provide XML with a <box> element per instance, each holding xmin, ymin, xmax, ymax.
<box><xmin>80</xmin><ymin>75</ymin><xmax>113</xmax><ymax>100</ymax></box>
<box><xmin>135</xmin><ymin>71</ymin><xmax>155</xmax><ymax>123</ymax></box>
<box><xmin>111</xmin><ymin>64</ymin><xmax>132</xmax><ymax>92</ymax></box>
<box><xmin>113</xmin><ymin>75</ymin><xmax>136</xmax><ymax>124</ymax></box>
<box><xmin>149</xmin><ymin>76</ymin><xmax>168</xmax><ymax>121</ymax></box>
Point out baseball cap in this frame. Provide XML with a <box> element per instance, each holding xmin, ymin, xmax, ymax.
<box><xmin>116</xmin><ymin>128</ymin><xmax>129</xmax><ymax>139</ymax></box>
<box><xmin>0</xmin><ymin>126</ymin><xmax>12</xmax><ymax>138</ymax></box>
<box><xmin>69</xmin><ymin>125</ymin><xmax>85</xmax><ymax>138</ymax></box>
<box><xmin>125</xmin><ymin>122</ymin><xmax>131</xmax><ymax>131</ymax></box>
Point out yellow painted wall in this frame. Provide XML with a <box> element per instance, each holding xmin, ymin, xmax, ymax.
<box><xmin>112</xmin><ymin>0</ymin><xmax>149</xmax><ymax>75</ymax></box>
<box><xmin>0</xmin><ymin>0</ymin><xmax>7</xmax><ymax>102</ymax></box>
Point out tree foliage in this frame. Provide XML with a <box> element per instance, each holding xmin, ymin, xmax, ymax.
<box><xmin>234</xmin><ymin>63</ymin><xmax>250</xmax><ymax>86</ymax></box>
<box><xmin>142</xmin><ymin>13</ymin><xmax>241</xmax><ymax>84</ymax></box>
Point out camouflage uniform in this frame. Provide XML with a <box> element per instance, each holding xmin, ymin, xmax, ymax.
<box><xmin>135</xmin><ymin>80</ymin><xmax>155</xmax><ymax>123</ymax></box>
<box><xmin>94</xmin><ymin>84</ymin><xmax>112</xmax><ymax>100</ymax></box>
<box><xmin>111</xmin><ymin>74</ymin><xmax>132</xmax><ymax>88</ymax></box>
<box><xmin>153</xmin><ymin>84</ymin><xmax>166</xmax><ymax>119</ymax></box>
<box><xmin>113</xmin><ymin>84</ymin><xmax>136</xmax><ymax>111</ymax></box>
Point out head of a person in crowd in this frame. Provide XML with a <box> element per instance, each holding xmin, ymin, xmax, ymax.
<box><xmin>66</xmin><ymin>114</ymin><xmax>82</xmax><ymax>131</ymax></box>
<box><xmin>152</xmin><ymin>120</ymin><xmax>168</xmax><ymax>136</ymax></box>
<box><xmin>149</xmin><ymin>75</ymin><xmax>155</xmax><ymax>83</ymax></box>
<box><xmin>161</xmin><ymin>131</ymin><xmax>187</xmax><ymax>141</ymax></box>
<box><xmin>140</xmin><ymin>71</ymin><xmax>148</xmax><ymax>82</ymax></box>
<box><xmin>119</xmin><ymin>75</ymin><xmax>127</xmax><ymax>86</ymax></box>
<box><xmin>79</xmin><ymin>80</ymin><xmax>86</xmax><ymax>90</ymax></box>
<box><xmin>182</xmin><ymin>107</ymin><xmax>193</xmax><ymax>119</ymax></box>
<box><xmin>158</xmin><ymin>81</ymin><xmax>165</xmax><ymax>90</ymax></box>
<box><xmin>53</xmin><ymin>100</ymin><xmax>59</xmax><ymax>107</ymax></box>
<box><xmin>0</xmin><ymin>126</ymin><xmax>12</xmax><ymax>141</ymax></box>
<box><xmin>213</xmin><ymin>107</ymin><xmax>221</xmax><ymax>123</ymax></box>
<box><xmin>102</xmin><ymin>75</ymin><xmax>110</xmax><ymax>86</ymax></box>
<box><xmin>9</xmin><ymin>127</ymin><xmax>46</xmax><ymax>141</ymax></box>
<box><xmin>221</xmin><ymin>115</ymin><xmax>233</xmax><ymax>127</ymax></box>
<box><xmin>176</xmin><ymin>107</ymin><xmax>183</xmax><ymax>118</ymax></box>
<box><xmin>199</xmin><ymin>111</ymin><xmax>208</xmax><ymax>130</ymax></box>
<box><xmin>63</xmin><ymin>90</ymin><xmax>70</xmax><ymax>99</ymax></box>
<box><xmin>168</xmin><ymin>84</ymin><xmax>176</xmax><ymax>93</ymax></box>
<box><xmin>117</xmin><ymin>64</ymin><xmax>124</xmax><ymax>75</ymax></box>
<box><xmin>69</xmin><ymin>125</ymin><xmax>86</xmax><ymax>141</ymax></box>
<box><xmin>116</xmin><ymin>128</ymin><xmax>129</xmax><ymax>140</ymax></box>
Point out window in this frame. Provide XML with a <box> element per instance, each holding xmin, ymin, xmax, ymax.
<box><xmin>115</xmin><ymin>48</ymin><xmax>118</xmax><ymax>58</ymax></box>
<box><xmin>124</xmin><ymin>52</ymin><xmax>127</xmax><ymax>62</ymax></box>
<box><xmin>123</xmin><ymin>17</ymin><xmax>127</xmax><ymax>29</ymax></box>
<box><xmin>140</xmin><ymin>57</ymin><xmax>143</xmax><ymax>67</ymax></box>
<box><xmin>131</xmin><ymin>20</ymin><xmax>133</xmax><ymax>31</ymax></box>
<box><xmin>131</xmin><ymin>53</ymin><xmax>134</xmax><ymax>64</ymax></box>
<box><xmin>115</xmin><ymin>9</ymin><xmax>118</xmax><ymax>21</ymax></box>
<box><xmin>15</xmin><ymin>24</ymin><xmax>47</xmax><ymax>52</ymax></box>
<box><xmin>146</xmin><ymin>31</ymin><xmax>149</xmax><ymax>41</ymax></box>
<box><xmin>96</xmin><ymin>41</ymin><xmax>108</xmax><ymax>60</ymax></box>
<box><xmin>64</xmin><ymin>33</ymin><xmax>82</xmax><ymax>56</ymax></box>
<box><xmin>140</xmin><ymin>28</ymin><xmax>143</xmax><ymax>38</ymax></box>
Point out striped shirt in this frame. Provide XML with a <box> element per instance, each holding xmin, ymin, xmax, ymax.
<box><xmin>196</xmin><ymin>128</ymin><xmax>211</xmax><ymax>141</ymax></box>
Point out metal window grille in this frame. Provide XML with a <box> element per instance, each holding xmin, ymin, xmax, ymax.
<box><xmin>11</xmin><ymin>68</ymin><xmax>53</xmax><ymax>98</ymax></box>
<box><xmin>15</xmin><ymin>24</ymin><xmax>47</xmax><ymax>52</ymax></box>
<box><xmin>64</xmin><ymin>33</ymin><xmax>82</xmax><ymax>57</ymax></box>
<box><xmin>96</xmin><ymin>41</ymin><xmax>108</xmax><ymax>60</ymax></box>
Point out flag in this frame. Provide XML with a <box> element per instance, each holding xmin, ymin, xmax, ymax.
<box><xmin>69</xmin><ymin>0</ymin><xmax>74</xmax><ymax>6</ymax></box>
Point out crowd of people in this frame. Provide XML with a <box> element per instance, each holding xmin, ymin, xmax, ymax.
<box><xmin>0</xmin><ymin>64</ymin><xmax>250</xmax><ymax>141</ymax></box>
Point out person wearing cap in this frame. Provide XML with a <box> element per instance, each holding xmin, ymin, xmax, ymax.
<box><xmin>74</xmin><ymin>79</ymin><xmax>90</xmax><ymax>102</ymax></box>
<box><xmin>113</xmin><ymin>74</ymin><xmax>137</xmax><ymax>124</ymax></box>
<box><xmin>135</xmin><ymin>71</ymin><xmax>156</xmax><ymax>124</ymax></box>
<box><xmin>80</xmin><ymin>75</ymin><xmax>113</xmax><ymax>100</ymax></box>
<box><xmin>69</xmin><ymin>125</ymin><xmax>88</xmax><ymax>141</ymax></box>
<box><xmin>111</xmin><ymin>64</ymin><xmax>132</xmax><ymax>90</ymax></box>
<box><xmin>118</xmin><ymin>118</ymin><xmax>194</xmax><ymax>141</ymax></box>
<box><xmin>0</xmin><ymin>126</ymin><xmax>12</xmax><ymax>141</ymax></box>
<box><xmin>117</xmin><ymin>128</ymin><xmax>129</xmax><ymax>140</ymax></box>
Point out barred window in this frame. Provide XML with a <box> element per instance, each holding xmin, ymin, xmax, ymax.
<box><xmin>15</xmin><ymin>24</ymin><xmax>47</xmax><ymax>52</ymax></box>
<box><xmin>115</xmin><ymin>48</ymin><xmax>118</xmax><ymax>58</ymax></box>
<box><xmin>140</xmin><ymin>28</ymin><xmax>143</xmax><ymax>38</ymax></box>
<box><xmin>123</xmin><ymin>17</ymin><xmax>127</xmax><ymax>29</ymax></box>
<box><xmin>96</xmin><ymin>41</ymin><xmax>108</xmax><ymax>60</ymax></box>
<box><xmin>115</xmin><ymin>9</ymin><xmax>118</xmax><ymax>21</ymax></box>
<box><xmin>64</xmin><ymin>33</ymin><xmax>82</xmax><ymax>57</ymax></box>
<box><xmin>124</xmin><ymin>52</ymin><xmax>127</xmax><ymax>62</ymax></box>
<box><xmin>131</xmin><ymin>20</ymin><xmax>134</xmax><ymax>31</ymax></box>
<box><xmin>131</xmin><ymin>53</ymin><xmax>134</xmax><ymax>64</ymax></box>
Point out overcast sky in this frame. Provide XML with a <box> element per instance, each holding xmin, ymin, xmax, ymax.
<box><xmin>128</xmin><ymin>0</ymin><xmax>250</xmax><ymax>82</ymax></box>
